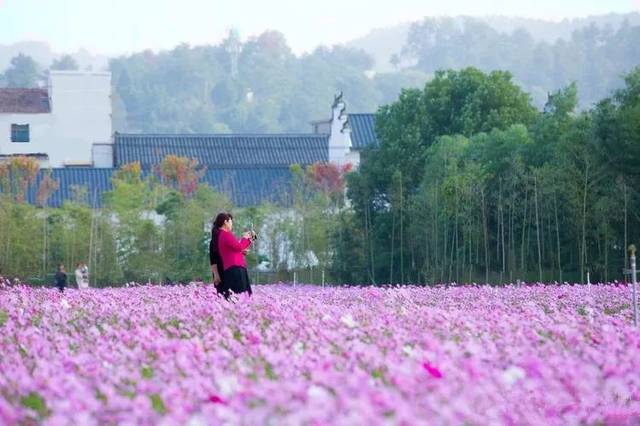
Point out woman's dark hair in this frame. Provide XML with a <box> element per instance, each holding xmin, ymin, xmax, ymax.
<box><xmin>210</xmin><ymin>212</ymin><xmax>233</xmax><ymax>260</ymax></box>
<box><xmin>213</xmin><ymin>212</ymin><xmax>233</xmax><ymax>232</ymax></box>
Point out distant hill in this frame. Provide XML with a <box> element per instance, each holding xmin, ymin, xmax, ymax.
<box><xmin>346</xmin><ymin>12</ymin><xmax>640</xmax><ymax>72</ymax></box>
<box><xmin>2</xmin><ymin>12</ymin><xmax>638</xmax><ymax>132</ymax></box>
<box><xmin>482</xmin><ymin>13</ymin><xmax>640</xmax><ymax>43</ymax></box>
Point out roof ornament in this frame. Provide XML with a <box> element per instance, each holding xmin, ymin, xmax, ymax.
<box><xmin>332</xmin><ymin>91</ymin><xmax>344</xmax><ymax>108</ymax></box>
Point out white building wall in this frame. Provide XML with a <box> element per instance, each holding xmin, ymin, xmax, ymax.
<box><xmin>328</xmin><ymin>94</ymin><xmax>353</xmax><ymax>166</ymax></box>
<box><xmin>0</xmin><ymin>113</ymin><xmax>55</xmax><ymax>166</ymax></box>
<box><xmin>0</xmin><ymin>71</ymin><xmax>112</xmax><ymax>167</ymax></box>
<box><xmin>344</xmin><ymin>150</ymin><xmax>360</xmax><ymax>168</ymax></box>
<box><xmin>92</xmin><ymin>143</ymin><xmax>114</xmax><ymax>168</ymax></box>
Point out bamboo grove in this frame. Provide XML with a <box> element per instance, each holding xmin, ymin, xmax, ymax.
<box><xmin>333</xmin><ymin>67</ymin><xmax>640</xmax><ymax>285</ymax></box>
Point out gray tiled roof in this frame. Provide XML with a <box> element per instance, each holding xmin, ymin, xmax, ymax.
<box><xmin>22</xmin><ymin>167</ymin><xmax>293</xmax><ymax>208</ymax></box>
<box><xmin>26</xmin><ymin>168</ymin><xmax>113</xmax><ymax>207</ymax></box>
<box><xmin>204</xmin><ymin>168</ymin><xmax>293</xmax><ymax>206</ymax></box>
<box><xmin>348</xmin><ymin>113</ymin><xmax>378</xmax><ymax>149</ymax></box>
<box><xmin>114</xmin><ymin>133</ymin><xmax>329</xmax><ymax>169</ymax></box>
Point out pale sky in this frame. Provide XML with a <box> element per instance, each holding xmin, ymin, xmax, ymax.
<box><xmin>1</xmin><ymin>0</ymin><xmax>639</xmax><ymax>55</ymax></box>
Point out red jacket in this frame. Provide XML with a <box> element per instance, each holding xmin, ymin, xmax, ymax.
<box><xmin>218</xmin><ymin>229</ymin><xmax>251</xmax><ymax>271</ymax></box>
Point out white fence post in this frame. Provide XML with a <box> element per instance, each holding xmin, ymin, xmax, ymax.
<box><xmin>630</xmin><ymin>245</ymin><xmax>638</xmax><ymax>327</ymax></box>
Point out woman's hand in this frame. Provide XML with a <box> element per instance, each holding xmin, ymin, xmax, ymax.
<box><xmin>242</xmin><ymin>231</ymin><xmax>252</xmax><ymax>240</ymax></box>
<box><xmin>211</xmin><ymin>265</ymin><xmax>221</xmax><ymax>286</ymax></box>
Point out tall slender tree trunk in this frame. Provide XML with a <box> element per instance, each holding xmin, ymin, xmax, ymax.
<box><xmin>367</xmin><ymin>200</ymin><xmax>376</xmax><ymax>284</ymax></box>
<box><xmin>604</xmin><ymin>213</ymin><xmax>609</xmax><ymax>283</ymax></box>
<box><xmin>449</xmin><ymin>224</ymin><xmax>455</xmax><ymax>283</ymax></box>
<box><xmin>442</xmin><ymin>214</ymin><xmax>448</xmax><ymax>283</ymax></box>
<box><xmin>434</xmin><ymin>188</ymin><xmax>439</xmax><ymax>281</ymax></box>
<box><xmin>500</xmin><ymin>180</ymin><xmax>506</xmax><ymax>282</ymax></box>
<box><xmin>508</xmin><ymin>192</ymin><xmax>515</xmax><ymax>281</ymax></box>
<box><xmin>520</xmin><ymin>190</ymin><xmax>529</xmax><ymax>274</ymax></box>
<box><xmin>624</xmin><ymin>180</ymin><xmax>628</xmax><ymax>277</ymax></box>
<box><xmin>424</xmin><ymin>208</ymin><xmax>429</xmax><ymax>282</ymax></box>
<box><xmin>534</xmin><ymin>175</ymin><xmax>543</xmax><ymax>282</ymax></box>
<box><xmin>454</xmin><ymin>184</ymin><xmax>459</xmax><ymax>283</ymax></box>
<box><xmin>468</xmin><ymin>210</ymin><xmax>473</xmax><ymax>282</ymax></box>
<box><xmin>553</xmin><ymin>191</ymin><xmax>563</xmax><ymax>282</ymax></box>
<box><xmin>400</xmin><ymin>179</ymin><xmax>404</xmax><ymax>284</ymax></box>
<box><xmin>481</xmin><ymin>188</ymin><xmax>489</xmax><ymax>283</ymax></box>
<box><xmin>580</xmin><ymin>162</ymin><xmax>589</xmax><ymax>284</ymax></box>
<box><xmin>390</xmin><ymin>210</ymin><xmax>395</xmax><ymax>284</ymax></box>
<box><xmin>42</xmin><ymin>208</ymin><xmax>47</xmax><ymax>281</ymax></box>
<box><xmin>363</xmin><ymin>198</ymin><xmax>370</xmax><ymax>283</ymax></box>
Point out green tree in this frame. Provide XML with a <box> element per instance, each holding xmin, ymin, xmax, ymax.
<box><xmin>366</xmin><ymin>67</ymin><xmax>536</xmax><ymax>195</ymax></box>
<box><xmin>2</xmin><ymin>54</ymin><xmax>42</xmax><ymax>88</ymax></box>
<box><xmin>50</xmin><ymin>55</ymin><xmax>79</xmax><ymax>71</ymax></box>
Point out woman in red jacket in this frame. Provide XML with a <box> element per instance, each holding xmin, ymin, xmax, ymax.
<box><xmin>210</xmin><ymin>212</ymin><xmax>255</xmax><ymax>299</ymax></box>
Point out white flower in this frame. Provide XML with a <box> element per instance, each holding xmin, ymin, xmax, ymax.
<box><xmin>403</xmin><ymin>345</ymin><xmax>415</xmax><ymax>358</ymax></box>
<box><xmin>293</xmin><ymin>341</ymin><xmax>305</xmax><ymax>356</ymax></box>
<box><xmin>216</xmin><ymin>375</ymin><xmax>239</xmax><ymax>396</ymax></box>
<box><xmin>60</xmin><ymin>299</ymin><xmax>70</xmax><ymax>309</ymax></box>
<box><xmin>186</xmin><ymin>414</ymin><xmax>207</xmax><ymax>426</ymax></box>
<box><xmin>340</xmin><ymin>314</ymin><xmax>358</xmax><ymax>328</ymax></box>
<box><xmin>307</xmin><ymin>385</ymin><xmax>331</xmax><ymax>401</ymax></box>
<box><xmin>502</xmin><ymin>366</ymin><xmax>526</xmax><ymax>387</ymax></box>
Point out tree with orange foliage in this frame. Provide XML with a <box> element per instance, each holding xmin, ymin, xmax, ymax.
<box><xmin>0</xmin><ymin>156</ymin><xmax>40</xmax><ymax>203</ymax></box>
<box><xmin>36</xmin><ymin>170</ymin><xmax>60</xmax><ymax>207</ymax></box>
<box><xmin>114</xmin><ymin>161</ymin><xmax>143</xmax><ymax>184</ymax></box>
<box><xmin>158</xmin><ymin>155</ymin><xmax>205</xmax><ymax>198</ymax></box>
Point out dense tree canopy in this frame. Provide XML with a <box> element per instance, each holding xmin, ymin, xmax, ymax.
<box><xmin>337</xmin><ymin>67</ymin><xmax>640</xmax><ymax>285</ymax></box>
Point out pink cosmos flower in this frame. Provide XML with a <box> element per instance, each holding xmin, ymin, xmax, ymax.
<box><xmin>207</xmin><ymin>395</ymin><xmax>226</xmax><ymax>405</ymax></box>
<box><xmin>422</xmin><ymin>361</ymin><xmax>443</xmax><ymax>379</ymax></box>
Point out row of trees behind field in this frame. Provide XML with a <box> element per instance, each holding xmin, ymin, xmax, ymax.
<box><xmin>1</xmin><ymin>66</ymin><xmax>640</xmax><ymax>285</ymax></box>
<box><xmin>0</xmin><ymin>157</ymin><xmax>350</xmax><ymax>286</ymax></box>
<box><xmin>334</xmin><ymin>66</ymin><xmax>640</xmax><ymax>284</ymax></box>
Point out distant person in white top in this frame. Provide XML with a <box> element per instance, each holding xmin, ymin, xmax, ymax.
<box><xmin>75</xmin><ymin>262</ymin><xmax>90</xmax><ymax>289</ymax></box>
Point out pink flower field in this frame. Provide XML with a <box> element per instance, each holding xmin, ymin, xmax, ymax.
<box><xmin>0</xmin><ymin>284</ymin><xmax>639</xmax><ymax>425</ymax></box>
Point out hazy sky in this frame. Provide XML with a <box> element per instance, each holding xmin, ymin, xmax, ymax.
<box><xmin>1</xmin><ymin>0</ymin><xmax>639</xmax><ymax>55</ymax></box>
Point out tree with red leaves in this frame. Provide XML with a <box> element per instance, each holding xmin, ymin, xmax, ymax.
<box><xmin>158</xmin><ymin>155</ymin><xmax>205</xmax><ymax>198</ymax></box>
<box><xmin>305</xmin><ymin>162</ymin><xmax>352</xmax><ymax>206</ymax></box>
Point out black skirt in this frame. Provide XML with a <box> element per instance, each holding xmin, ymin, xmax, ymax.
<box><xmin>219</xmin><ymin>266</ymin><xmax>252</xmax><ymax>299</ymax></box>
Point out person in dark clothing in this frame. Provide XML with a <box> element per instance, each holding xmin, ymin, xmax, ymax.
<box><xmin>54</xmin><ymin>263</ymin><xmax>67</xmax><ymax>292</ymax></box>
<box><xmin>210</xmin><ymin>212</ymin><xmax>254</xmax><ymax>300</ymax></box>
<box><xmin>209</xmin><ymin>239</ymin><xmax>224</xmax><ymax>285</ymax></box>
<box><xmin>209</xmin><ymin>213</ymin><xmax>227</xmax><ymax>298</ymax></box>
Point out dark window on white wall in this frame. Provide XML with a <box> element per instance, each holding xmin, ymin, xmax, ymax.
<box><xmin>11</xmin><ymin>124</ymin><xmax>30</xmax><ymax>142</ymax></box>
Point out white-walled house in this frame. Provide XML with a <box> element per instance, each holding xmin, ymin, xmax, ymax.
<box><xmin>2</xmin><ymin>88</ymin><xmax>378</xmax><ymax>209</ymax></box>
<box><xmin>0</xmin><ymin>71</ymin><xmax>113</xmax><ymax>168</ymax></box>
